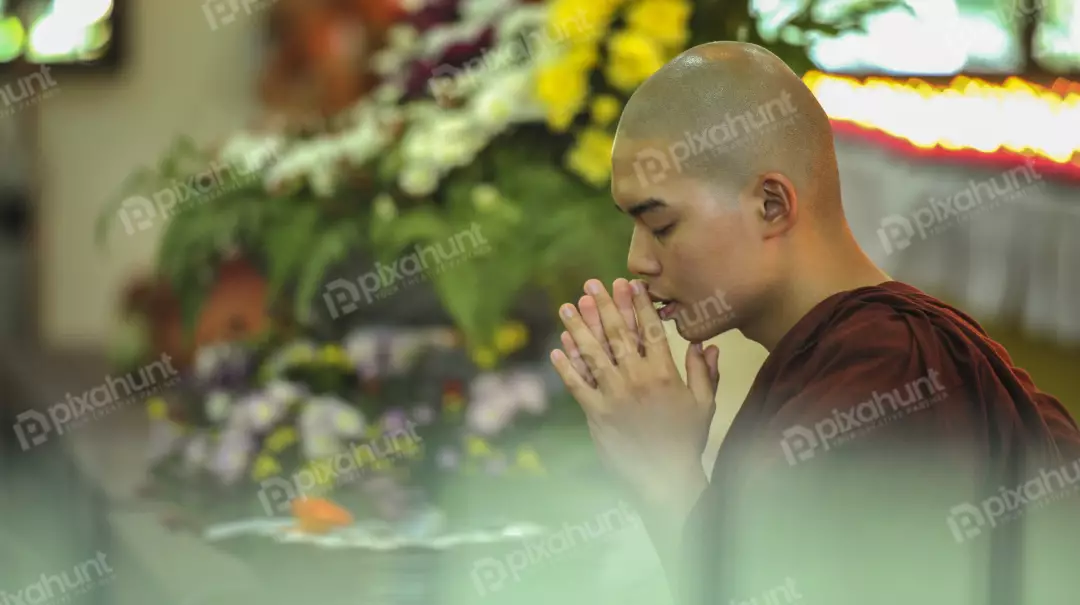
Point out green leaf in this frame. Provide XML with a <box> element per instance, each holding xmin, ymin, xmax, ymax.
<box><xmin>294</xmin><ymin>222</ymin><xmax>361</xmax><ymax>322</ymax></box>
<box><xmin>262</xmin><ymin>202</ymin><xmax>324</xmax><ymax>303</ymax></box>
<box><xmin>372</xmin><ymin>207</ymin><xmax>450</xmax><ymax>262</ymax></box>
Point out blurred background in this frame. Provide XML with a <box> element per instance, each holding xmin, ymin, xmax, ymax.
<box><xmin>0</xmin><ymin>0</ymin><xmax>1077</xmax><ymax>604</ymax></box>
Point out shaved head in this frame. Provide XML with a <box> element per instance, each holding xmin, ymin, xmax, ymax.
<box><xmin>610</xmin><ymin>42</ymin><xmax>884</xmax><ymax>347</ymax></box>
<box><xmin>612</xmin><ymin>42</ymin><xmax>841</xmax><ymax>224</ymax></box>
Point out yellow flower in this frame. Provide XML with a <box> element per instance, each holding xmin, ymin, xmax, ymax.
<box><xmin>605</xmin><ymin>31</ymin><xmax>666</xmax><ymax>93</ymax></box>
<box><xmin>471</xmin><ymin>346</ymin><xmax>498</xmax><ymax>370</ymax></box>
<box><xmin>590</xmin><ymin>95</ymin><xmax>623</xmax><ymax>127</ymax></box>
<box><xmin>319</xmin><ymin>344</ymin><xmax>350</xmax><ymax>368</ymax></box>
<box><xmin>535</xmin><ymin>47</ymin><xmax>596</xmax><ymax>132</ymax></box>
<box><xmin>515</xmin><ymin>446</ymin><xmax>547</xmax><ymax>476</ymax></box>
<box><xmin>547</xmin><ymin>0</ymin><xmax>624</xmax><ymax>44</ymax></box>
<box><xmin>567</xmin><ymin>127</ymin><xmax>615</xmax><ymax>186</ymax></box>
<box><xmin>147</xmin><ymin>397</ymin><xmax>168</xmax><ymax>420</ymax></box>
<box><xmin>251</xmin><ymin>453</ymin><xmax>282</xmax><ymax>481</ymax></box>
<box><xmin>466</xmin><ymin>436</ymin><xmax>493</xmax><ymax>458</ymax></box>
<box><xmin>626</xmin><ymin>0</ymin><xmax>691</xmax><ymax>49</ymax></box>
<box><xmin>494</xmin><ymin>322</ymin><xmax>529</xmax><ymax>355</ymax></box>
<box><xmin>266</xmin><ymin>427</ymin><xmax>298</xmax><ymax>452</ymax></box>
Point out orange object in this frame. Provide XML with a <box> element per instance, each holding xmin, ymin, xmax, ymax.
<box><xmin>291</xmin><ymin>497</ymin><xmax>355</xmax><ymax>534</ymax></box>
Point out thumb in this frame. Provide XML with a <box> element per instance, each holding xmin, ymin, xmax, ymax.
<box><xmin>685</xmin><ymin>342</ymin><xmax>718</xmax><ymax>408</ymax></box>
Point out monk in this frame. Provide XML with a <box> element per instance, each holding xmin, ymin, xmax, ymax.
<box><xmin>550</xmin><ymin>42</ymin><xmax>1080</xmax><ymax>605</ymax></box>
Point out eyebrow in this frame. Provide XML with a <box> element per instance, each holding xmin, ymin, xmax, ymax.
<box><xmin>616</xmin><ymin>198</ymin><xmax>668</xmax><ymax>217</ymax></box>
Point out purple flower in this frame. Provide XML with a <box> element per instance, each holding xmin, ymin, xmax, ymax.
<box><xmin>299</xmin><ymin>396</ymin><xmax>365</xmax><ymax>459</ymax></box>
<box><xmin>193</xmin><ymin>343</ymin><xmax>253</xmax><ymax>391</ymax></box>
<box><xmin>210</xmin><ymin>428</ymin><xmax>254</xmax><ymax>485</ymax></box>
<box><xmin>408</xmin><ymin>0</ymin><xmax>461</xmax><ymax>32</ymax></box>
<box><xmin>382</xmin><ymin>408</ymin><xmax>410</xmax><ymax>434</ymax></box>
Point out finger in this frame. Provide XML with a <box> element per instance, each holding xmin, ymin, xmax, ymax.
<box><xmin>578</xmin><ymin>296</ymin><xmax>613</xmax><ymax>360</ymax></box>
<box><xmin>561</xmin><ymin>331</ymin><xmax>597</xmax><ymax>388</ymax></box>
<box><xmin>583</xmin><ymin>279</ymin><xmax>637</xmax><ymax>366</ymax></box>
<box><xmin>629</xmin><ymin>279</ymin><xmax>676</xmax><ymax>363</ymax></box>
<box><xmin>685</xmin><ymin>342</ymin><xmax>718</xmax><ymax>408</ymax></box>
<box><xmin>550</xmin><ymin>349</ymin><xmax>605</xmax><ymax>413</ymax></box>
<box><xmin>611</xmin><ymin>278</ymin><xmax>642</xmax><ymax>354</ymax></box>
<box><xmin>705</xmin><ymin>345</ymin><xmax>720</xmax><ymax>390</ymax></box>
<box><xmin>559</xmin><ymin>303</ymin><xmax>615</xmax><ymax>380</ymax></box>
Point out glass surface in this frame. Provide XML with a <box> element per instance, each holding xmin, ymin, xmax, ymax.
<box><xmin>0</xmin><ymin>0</ymin><xmax>114</xmax><ymax>64</ymax></box>
<box><xmin>1034</xmin><ymin>0</ymin><xmax>1080</xmax><ymax>72</ymax></box>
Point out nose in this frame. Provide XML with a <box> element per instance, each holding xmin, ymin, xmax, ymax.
<box><xmin>626</xmin><ymin>226</ymin><xmax>661</xmax><ymax>277</ymax></box>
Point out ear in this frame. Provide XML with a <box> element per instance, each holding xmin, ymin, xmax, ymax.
<box><xmin>757</xmin><ymin>173</ymin><xmax>797</xmax><ymax>237</ymax></box>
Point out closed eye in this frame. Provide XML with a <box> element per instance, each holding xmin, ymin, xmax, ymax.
<box><xmin>652</xmin><ymin>223</ymin><xmax>675</xmax><ymax>239</ymax></box>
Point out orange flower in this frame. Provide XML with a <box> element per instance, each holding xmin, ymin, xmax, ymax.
<box><xmin>291</xmin><ymin>496</ymin><xmax>354</xmax><ymax>534</ymax></box>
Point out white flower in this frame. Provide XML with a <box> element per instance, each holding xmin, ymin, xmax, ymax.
<box><xmin>266</xmin><ymin>380</ymin><xmax>306</xmax><ymax>404</ymax></box>
<box><xmin>218</xmin><ymin>132</ymin><xmax>286</xmax><ymax>174</ymax></box>
<box><xmin>373</xmin><ymin>83</ymin><xmax>405</xmax><ymax>105</ymax></box>
<box><xmin>299</xmin><ymin>396</ymin><xmax>365</xmax><ymax>459</ymax></box>
<box><xmin>372</xmin><ymin>49</ymin><xmax>405</xmax><ymax>77</ymax></box>
<box><xmin>183</xmin><ymin>434</ymin><xmax>211</xmax><ymax>471</ymax></box>
<box><xmin>205</xmin><ymin>391</ymin><xmax>232</xmax><ymax>423</ymax></box>
<box><xmin>400</xmin><ymin>168</ymin><xmax>439</xmax><ymax>197</ymax></box>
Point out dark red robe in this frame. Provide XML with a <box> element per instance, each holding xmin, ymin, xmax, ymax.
<box><xmin>683</xmin><ymin>282</ymin><xmax>1080</xmax><ymax>605</ymax></box>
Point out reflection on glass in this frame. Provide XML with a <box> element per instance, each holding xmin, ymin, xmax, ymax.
<box><xmin>753</xmin><ymin>0</ymin><xmax>1025</xmax><ymax>74</ymax></box>
<box><xmin>1035</xmin><ymin>0</ymin><xmax>1080</xmax><ymax>72</ymax></box>
<box><xmin>0</xmin><ymin>0</ymin><xmax>114</xmax><ymax>63</ymax></box>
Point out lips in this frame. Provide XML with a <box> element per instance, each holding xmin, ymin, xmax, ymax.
<box><xmin>649</xmin><ymin>292</ymin><xmax>679</xmax><ymax>320</ymax></box>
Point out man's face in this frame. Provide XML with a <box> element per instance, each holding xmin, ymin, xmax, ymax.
<box><xmin>611</xmin><ymin>145</ymin><xmax>770</xmax><ymax>343</ymax></box>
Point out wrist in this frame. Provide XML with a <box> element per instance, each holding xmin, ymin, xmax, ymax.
<box><xmin>638</xmin><ymin>460</ymin><xmax>708</xmax><ymax>521</ymax></box>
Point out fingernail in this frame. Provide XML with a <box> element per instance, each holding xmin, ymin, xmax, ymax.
<box><xmin>631</xmin><ymin>280</ymin><xmax>642</xmax><ymax>295</ymax></box>
<box><xmin>561</xmin><ymin>304</ymin><xmax>574</xmax><ymax>318</ymax></box>
<box><xmin>693</xmin><ymin>342</ymin><xmax>703</xmax><ymax>353</ymax></box>
<box><xmin>586</xmin><ymin>280</ymin><xmax>601</xmax><ymax>295</ymax></box>
<box><xmin>550</xmin><ymin>350</ymin><xmax>565</xmax><ymax>363</ymax></box>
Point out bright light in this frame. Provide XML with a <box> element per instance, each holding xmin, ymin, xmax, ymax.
<box><xmin>51</xmin><ymin>0</ymin><xmax>114</xmax><ymax>27</ymax></box>
<box><xmin>809</xmin><ymin>0</ymin><xmax>970</xmax><ymax>74</ymax></box>
<box><xmin>27</xmin><ymin>12</ymin><xmax>89</xmax><ymax>59</ymax></box>
<box><xmin>804</xmin><ymin>71</ymin><xmax>1080</xmax><ymax>164</ymax></box>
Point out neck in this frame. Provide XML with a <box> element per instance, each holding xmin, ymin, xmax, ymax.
<box><xmin>741</xmin><ymin>228</ymin><xmax>891</xmax><ymax>351</ymax></box>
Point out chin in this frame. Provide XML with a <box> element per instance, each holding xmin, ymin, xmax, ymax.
<box><xmin>673</xmin><ymin>316</ymin><xmax>732</xmax><ymax>343</ymax></box>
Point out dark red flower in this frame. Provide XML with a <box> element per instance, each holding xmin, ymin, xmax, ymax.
<box><xmin>408</xmin><ymin>0</ymin><xmax>460</xmax><ymax>32</ymax></box>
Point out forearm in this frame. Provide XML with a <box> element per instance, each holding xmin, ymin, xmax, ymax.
<box><xmin>633</xmin><ymin>465</ymin><xmax>709</xmax><ymax>602</ymax></box>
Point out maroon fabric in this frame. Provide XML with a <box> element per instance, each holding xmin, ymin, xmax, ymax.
<box><xmin>681</xmin><ymin>281</ymin><xmax>1080</xmax><ymax>605</ymax></box>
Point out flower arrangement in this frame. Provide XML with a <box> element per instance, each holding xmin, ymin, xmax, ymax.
<box><xmin>141</xmin><ymin>320</ymin><xmax>566</xmax><ymax>527</ymax></box>
<box><xmin>97</xmin><ymin>0</ymin><xmax>898</xmax><ymax>356</ymax></box>
<box><xmin>101</xmin><ymin>0</ymin><xmax>902</xmax><ymax>531</ymax></box>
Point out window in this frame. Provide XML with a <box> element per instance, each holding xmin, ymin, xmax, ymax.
<box><xmin>0</xmin><ymin>0</ymin><xmax>117</xmax><ymax>65</ymax></box>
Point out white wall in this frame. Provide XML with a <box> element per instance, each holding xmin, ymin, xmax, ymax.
<box><xmin>36</xmin><ymin>0</ymin><xmax>261</xmax><ymax>348</ymax></box>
